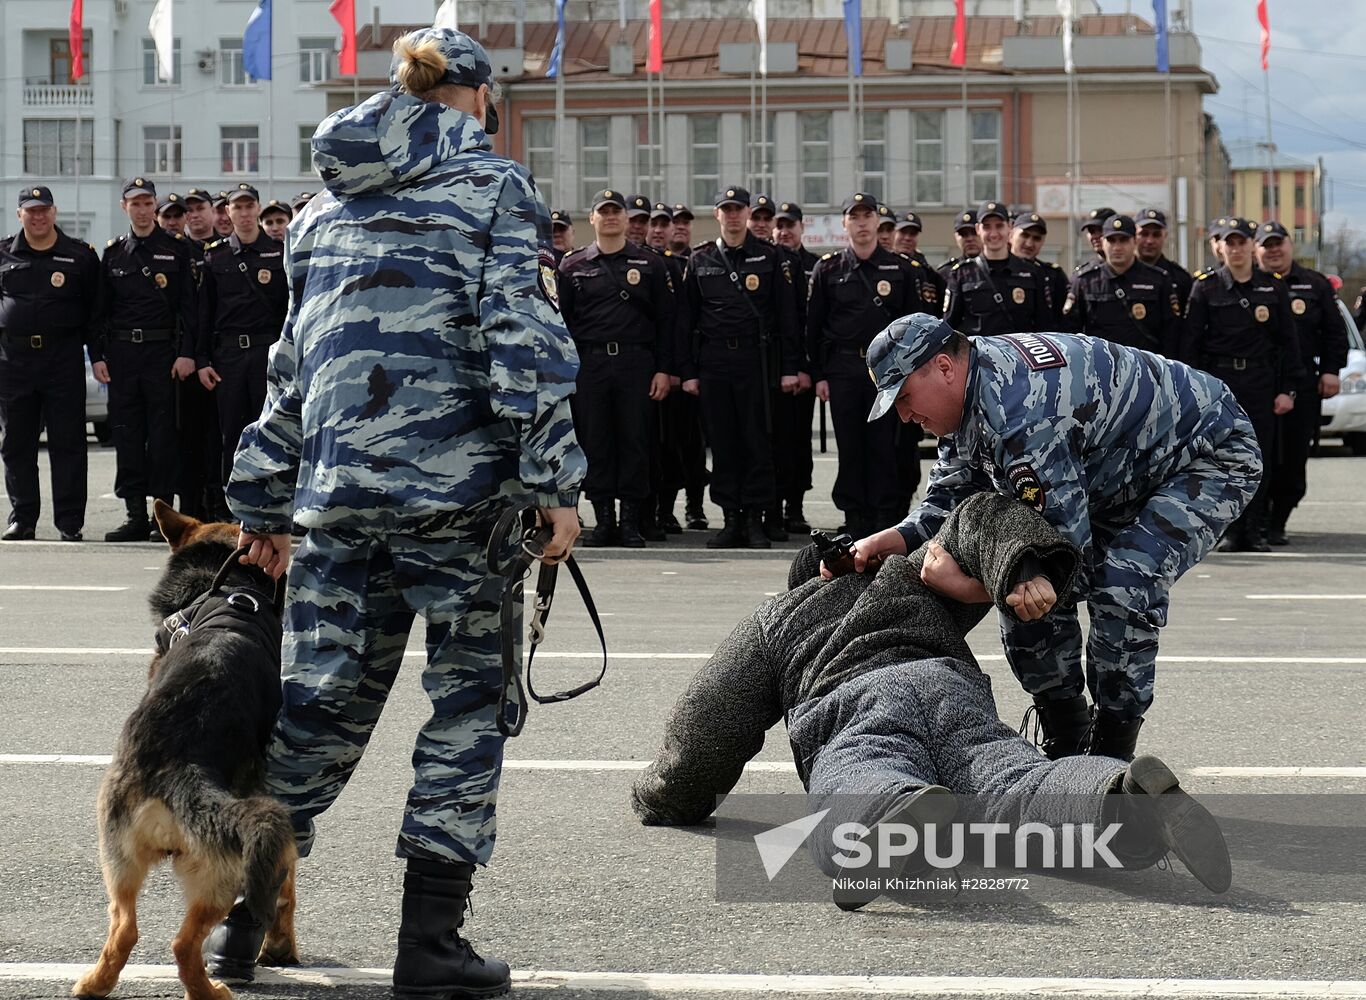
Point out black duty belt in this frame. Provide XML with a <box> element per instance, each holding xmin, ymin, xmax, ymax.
<box><xmin>217</xmin><ymin>332</ymin><xmax>281</xmax><ymax>350</ymax></box>
<box><xmin>112</xmin><ymin>328</ymin><xmax>175</xmax><ymax>343</ymax></box>
<box><xmin>704</xmin><ymin>336</ymin><xmax>756</xmax><ymax>350</ymax></box>
<box><xmin>486</xmin><ymin>504</ymin><xmax>607</xmax><ymax>738</ymax></box>
<box><xmin>578</xmin><ymin>340</ymin><xmax>651</xmax><ymax>356</ymax></box>
<box><xmin>1</xmin><ymin>331</ymin><xmax>78</xmax><ymax>350</ymax></box>
<box><xmin>1206</xmin><ymin>355</ymin><xmax>1270</xmax><ymax>371</ymax></box>
<box><xmin>831</xmin><ymin>344</ymin><xmax>870</xmax><ymax>358</ymax></box>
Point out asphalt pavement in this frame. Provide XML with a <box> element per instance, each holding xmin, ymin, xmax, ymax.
<box><xmin>1</xmin><ymin>438</ymin><xmax>1364</xmax><ymax>1000</ymax></box>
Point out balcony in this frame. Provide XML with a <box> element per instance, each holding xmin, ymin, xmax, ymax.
<box><xmin>23</xmin><ymin>84</ymin><xmax>94</xmax><ymax>108</ymax></box>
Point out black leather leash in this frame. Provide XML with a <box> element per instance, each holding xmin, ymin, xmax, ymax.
<box><xmin>212</xmin><ymin>545</ymin><xmax>288</xmax><ymax>614</ymax></box>
<box><xmin>155</xmin><ymin>546</ymin><xmax>286</xmax><ymax>656</ymax></box>
<box><xmin>486</xmin><ymin>505</ymin><xmax>607</xmax><ymax>737</ymax></box>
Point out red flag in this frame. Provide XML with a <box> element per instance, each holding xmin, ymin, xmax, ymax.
<box><xmin>330</xmin><ymin>0</ymin><xmax>357</xmax><ymax>75</ymax></box>
<box><xmin>69</xmin><ymin>0</ymin><xmax>84</xmax><ymax>81</ymax></box>
<box><xmin>950</xmin><ymin>0</ymin><xmax>966</xmax><ymax>67</ymax></box>
<box><xmin>1256</xmin><ymin>0</ymin><xmax>1270</xmax><ymax>70</ymax></box>
<box><xmin>646</xmin><ymin>0</ymin><xmax>663</xmax><ymax>73</ymax></box>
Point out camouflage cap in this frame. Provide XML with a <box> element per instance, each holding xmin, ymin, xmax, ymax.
<box><xmin>865</xmin><ymin>313</ymin><xmax>956</xmax><ymax>422</ymax></box>
<box><xmin>390</xmin><ymin>28</ymin><xmax>499</xmax><ymax>134</ymax></box>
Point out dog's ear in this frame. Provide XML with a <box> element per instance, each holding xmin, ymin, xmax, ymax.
<box><xmin>153</xmin><ymin>499</ymin><xmax>198</xmax><ymax>552</ymax></box>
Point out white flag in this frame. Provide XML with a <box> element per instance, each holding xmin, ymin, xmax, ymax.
<box><xmin>149</xmin><ymin>0</ymin><xmax>174</xmax><ymax>82</ymax></box>
<box><xmin>1056</xmin><ymin>0</ymin><xmax>1075</xmax><ymax>74</ymax></box>
<box><xmin>434</xmin><ymin>0</ymin><xmax>458</xmax><ymax>30</ymax></box>
<box><xmin>754</xmin><ymin>0</ymin><xmax>767</xmax><ymax>75</ymax></box>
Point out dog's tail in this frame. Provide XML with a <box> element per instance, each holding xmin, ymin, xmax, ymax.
<box><xmin>168</xmin><ymin>765</ymin><xmax>296</xmax><ymax>924</ymax></box>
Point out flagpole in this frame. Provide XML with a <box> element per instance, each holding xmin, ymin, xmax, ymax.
<box><xmin>1262</xmin><ymin>66</ymin><xmax>1275</xmax><ymax>220</ymax></box>
<box><xmin>646</xmin><ymin>66</ymin><xmax>655</xmax><ymax>198</ymax></box>
<box><xmin>267</xmin><ymin>6</ymin><xmax>274</xmax><ymax>195</ymax></box>
<box><xmin>554</xmin><ymin>66</ymin><xmax>565</xmax><ymax>209</ymax></box>
<box><xmin>961</xmin><ymin>67</ymin><xmax>968</xmax><ymax>204</ymax></box>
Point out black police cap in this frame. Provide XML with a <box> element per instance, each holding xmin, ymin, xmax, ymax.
<box><xmin>19</xmin><ymin>185</ymin><xmax>54</xmax><ymax>208</ymax></box>
<box><xmin>1012</xmin><ymin>211</ymin><xmax>1047</xmax><ymax>234</ymax></box>
<box><xmin>1256</xmin><ymin>220</ymin><xmax>1290</xmax><ymax>245</ymax></box>
<box><xmin>122</xmin><ymin>177</ymin><xmax>156</xmax><ymax>199</ymax></box>
<box><xmin>592</xmin><ymin>190</ymin><xmax>628</xmax><ymax>211</ymax></box>
<box><xmin>715</xmin><ymin>186</ymin><xmax>751</xmax><ymax>208</ymax></box>
<box><xmin>1102</xmin><ymin>215</ymin><xmax>1137</xmax><ymax>239</ymax></box>
<box><xmin>1135</xmin><ymin>207</ymin><xmax>1167</xmax><ymax>229</ymax></box>
<box><xmin>841</xmin><ymin>192</ymin><xmax>878</xmax><ymax>215</ymax></box>
<box><xmin>627</xmin><ymin>194</ymin><xmax>652</xmax><ymax>217</ymax></box>
<box><xmin>671</xmin><ymin>203</ymin><xmax>695</xmax><ymax>220</ymax></box>
<box><xmin>650</xmin><ymin>202</ymin><xmax>673</xmax><ymax>221</ymax></box>
<box><xmin>954</xmin><ymin>209</ymin><xmax>978</xmax><ymax>232</ymax></box>
<box><xmin>896</xmin><ymin>211</ymin><xmax>923</xmax><ymax>232</ymax></box>
<box><xmin>775</xmin><ymin>201</ymin><xmax>803</xmax><ymax>222</ymax></box>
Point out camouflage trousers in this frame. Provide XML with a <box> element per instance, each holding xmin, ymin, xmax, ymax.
<box><xmin>1001</xmin><ymin>400</ymin><xmax>1262</xmax><ymax>722</ymax></box>
<box><xmin>263</xmin><ymin>514</ymin><xmax>511</xmax><ymax>866</ymax></box>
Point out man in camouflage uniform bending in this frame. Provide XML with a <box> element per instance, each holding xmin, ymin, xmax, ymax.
<box><xmin>213</xmin><ymin>28</ymin><xmax>584</xmax><ymax>999</ymax></box>
<box><xmin>848</xmin><ymin>314</ymin><xmax>1261</xmax><ymax>763</ymax></box>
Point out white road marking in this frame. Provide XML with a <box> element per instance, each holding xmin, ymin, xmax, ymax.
<box><xmin>1246</xmin><ymin>595</ymin><xmax>1366</xmax><ymax>600</ymax></box>
<box><xmin>0</xmin><ymin>585</ymin><xmax>126</xmax><ymax>592</ymax></box>
<box><xmin>2</xmin><ymin>755</ymin><xmax>1364</xmax><ymax>779</ymax></box>
<box><xmin>2</xmin><ymin>964</ymin><xmax>1366</xmax><ymax>996</ymax></box>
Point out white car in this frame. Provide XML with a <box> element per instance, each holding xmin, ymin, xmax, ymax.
<box><xmin>85</xmin><ymin>348</ymin><xmax>110</xmax><ymax>443</ymax></box>
<box><xmin>1320</xmin><ymin>301</ymin><xmax>1366</xmax><ymax>456</ymax></box>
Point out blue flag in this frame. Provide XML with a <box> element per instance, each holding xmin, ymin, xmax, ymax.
<box><xmin>1153</xmin><ymin>0</ymin><xmax>1169</xmax><ymax>72</ymax></box>
<box><xmin>843</xmin><ymin>0</ymin><xmax>862</xmax><ymax>77</ymax></box>
<box><xmin>243</xmin><ymin>0</ymin><xmax>271</xmax><ymax>81</ymax></box>
<box><xmin>547</xmin><ymin>0</ymin><xmax>566</xmax><ymax>78</ymax></box>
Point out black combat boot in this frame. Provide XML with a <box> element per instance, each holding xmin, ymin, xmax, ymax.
<box><xmin>1267</xmin><ymin>520</ymin><xmax>1289</xmax><ymax>546</ymax></box>
<box><xmin>1118</xmin><ymin>755</ymin><xmax>1232</xmax><ymax>893</ymax></box>
<box><xmin>105</xmin><ymin>498</ymin><xmax>150</xmax><ymax>543</ymax></box>
<box><xmin>705</xmin><ymin>510</ymin><xmax>747</xmax><ymax>549</ymax></box>
<box><xmin>1087</xmin><ymin>710</ymin><xmax>1144</xmax><ymax>762</ymax></box>
<box><xmin>393</xmin><ymin>859</ymin><xmax>510</xmax><ymax>1000</ymax></box>
<box><xmin>1245</xmin><ymin>521</ymin><xmax>1272</xmax><ymax>553</ymax></box>
<box><xmin>763</xmin><ymin>505</ymin><xmax>789</xmax><ymax>542</ymax></box>
<box><xmin>204</xmin><ymin>899</ymin><xmax>267</xmax><ymax>983</ymax></box>
<box><xmin>618</xmin><ymin>501</ymin><xmax>647</xmax><ymax>548</ymax></box>
<box><xmin>745</xmin><ymin>508</ymin><xmax>771</xmax><ymax>549</ymax></box>
<box><xmin>638</xmin><ymin>499</ymin><xmax>667</xmax><ymax>542</ymax></box>
<box><xmin>657</xmin><ymin>490</ymin><xmax>683</xmax><ymax>534</ymax></box>
<box><xmin>784</xmin><ymin>497</ymin><xmax>811</xmax><ymax>534</ymax></box>
<box><xmin>583</xmin><ymin>500</ymin><xmax>617</xmax><ymax>547</ymax></box>
<box><xmin>1024</xmin><ymin>694</ymin><xmax>1093</xmax><ymax>760</ymax></box>
<box><xmin>684</xmin><ymin>490</ymin><xmax>709</xmax><ymax>530</ymax></box>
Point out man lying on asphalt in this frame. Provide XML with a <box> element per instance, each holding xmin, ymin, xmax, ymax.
<box><xmin>631</xmin><ymin>492</ymin><xmax>1231</xmax><ymax>905</ymax></box>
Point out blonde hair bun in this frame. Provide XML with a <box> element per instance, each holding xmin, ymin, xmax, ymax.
<box><xmin>393</xmin><ymin>35</ymin><xmax>448</xmax><ymax>95</ymax></box>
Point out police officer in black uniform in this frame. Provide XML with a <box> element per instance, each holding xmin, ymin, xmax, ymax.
<box><xmin>1009</xmin><ymin>211</ymin><xmax>1069</xmax><ymax>326</ymax></box>
<box><xmin>259</xmin><ymin>199</ymin><xmax>292</xmax><ymax>242</ymax></box>
<box><xmin>1255</xmin><ymin>220</ymin><xmax>1350</xmax><ymax>544</ymax></box>
<box><xmin>626</xmin><ymin>194</ymin><xmax>652</xmax><ymax>247</ymax></box>
<box><xmin>891</xmin><ymin>211</ymin><xmax>945</xmax><ymax>317</ymax></box>
<box><xmin>1063</xmin><ymin>214</ymin><xmax>1182</xmax><ymax>356</ymax></box>
<box><xmin>1183</xmin><ymin>217</ymin><xmax>1304</xmax><ymax>552</ymax></box>
<box><xmin>183</xmin><ymin>187</ymin><xmax>218</xmax><ymax>244</ymax></box>
<box><xmin>668</xmin><ymin>204</ymin><xmax>695</xmax><ymax>258</ymax></box>
<box><xmin>664</xmin><ymin>202</ymin><xmax>708</xmax><ymax>527</ymax></box>
<box><xmin>807</xmin><ymin>192</ymin><xmax>928</xmax><ymax>538</ymax></box>
<box><xmin>1205</xmin><ymin>217</ymin><xmax>1229</xmax><ymax>271</ymax></box>
<box><xmin>875</xmin><ymin>203</ymin><xmax>897</xmax><ymax>252</ymax></box>
<box><xmin>944</xmin><ymin>201</ymin><xmax>1052</xmax><ymax>335</ymax></box>
<box><xmin>0</xmin><ymin>185</ymin><xmax>101</xmax><ymax>541</ymax></box>
<box><xmin>679</xmin><ymin>185</ymin><xmax>798</xmax><ymax>549</ymax></box>
<box><xmin>642</xmin><ymin>200</ymin><xmax>687</xmax><ymax>539</ymax></box>
<box><xmin>195</xmin><ymin>183</ymin><xmax>288</xmax><ymax>494</ymax></box>
<box><xmin>558</xmin><ymin>189</ymin><xmax>673</xmax><ymax>548</ymax></box>
<box><xmin>100</xmin><ymin>177</ymin><xmax>199</xmax><ymax>542</ymax></box>
<box><xmin>156</xmin><ymin>193</ymin><xmax>187</xmax><ymax>237</ymax></box>
<box><xmin>1134</xmin><ymin>207</ymin><xmax>1194</xmax><ymax>314</ymax></box>
<box><xmin>938</xmin><ymin>209</ymin><xmax>981</xmax><ymax>281</ymax></box>
<box><xmin>1078</xmin><ymin>206</ymin><xmax>1116</xmax><ymax>266</ymax></box>
<box><xmin>550</xmin><ymin>209</ymin><xmax>574</xmax><ymax>266</ymax></box>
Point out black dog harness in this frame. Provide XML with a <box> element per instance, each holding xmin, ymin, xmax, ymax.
<box><xmin>487</xmin><ymin>504</ymin><xmax>607</xmax><ymax>737</ymax></box>
<box><xmin>154</xmin><ymin>547</ymin><xmax>286</xmax><ymax>660</ymax></box>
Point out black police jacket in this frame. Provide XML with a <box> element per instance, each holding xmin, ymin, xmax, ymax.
<box><xmin>1062</xmin><ymin>259</ymin><xmax>1182</xmax><ymax>356</ymax></box>
<box><xmin>0</xmin><ymin>228</ymin><xmax>101</xmax><ymax>356</ymax></box>
<box><xmin>558</xmin><ymin>241</ymin><xmax>674</xmax><ymax>373</ymax></box>
<box><xmin>1182</xmin><ymin>265</ymin><xmax>1306</xmax><ymax>393</ymax></box>
<box><xmin>944</xmin><ymin>253</ymin><xmax>1052</xmax><ymax>336</ymax></box>
<box><xmin>196</xmin><ymin>230</ymin><xmax>288</xmax><ymax>366</ymax></box>
<box><xmin>804</xmin><ymin>245</ymin><xmax>927</xmax><ymax>382</ymax></box>
<box><xmin>1278</xmin><ymin>263</ymin><xmax>1350</xmax><ymax>379</ymax></box>
<box><xmin>100</xmin><ymin>227</ymin><xmax>198</xmax><ymax>357</ymax></box>
<box><xmin>912</xmin><ymin>251</ymin><xmax>946</xmax><ymax>317</ymax></box>
<box><xmin>1149</xmin><ymin>255</ymin><xmax>1194</xmax><ymax>314</ymax></box>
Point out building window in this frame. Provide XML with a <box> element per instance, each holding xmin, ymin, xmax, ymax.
<box><xmin>1294</xmin><ymin>183</ymin><xmax>1305</xmax><ymax>209</ymax></box>
<box><xmin>913</xmin><ymin>110</ymin><xmax>945</xmax><ymax>204</ymax></box>
<box><xmin>1294</xmin><ymin>227</ymin><xmax>1307</xmax><ymax>244</ymax></box>
<box><xmin>221</xmin><ymin>125</ymin><xmax>260</xmax><ymax>173</ymax></box>
<box><xmin>800</xmin><ymin>112</ymin><xmax>832</xmax><ymax>207</ymax></box>
<box><xmin>220</xmin><ymin>39</ymin><xmax>254</xmax><ymax>86</ymax></box>
<box><xmin>744</xmin><ymin>113</ymin><xmax>776</xmax><ymax>196</ymax></box>
<box><xmin>690</xmin><ymin>116</ymin><xmax>720</xmax><ymax>207</ymax></box>
<box><xmin>860</xmin><ymin>111</ymin><xmax>887</xmax><ymax>201</ymax></box>
<box><xmin>143</xmin><ymin>125</ymin><xmax>182</xmax><ymax>174</ymax></box>
<box><xmin>141</xmin><ymin>38</ymin><xmax>182</xmax><ymax>86</ymax></box>
<box><xmin>299</xmin><ymin>38</ymin><xmax>335</xmax><ymax>85</ymax></box>
<box><xmin>578</xmin><ymin>119</ymin><xmax>610</xmax><ymax>209</ymax></box>
<box><xmin>969</xmin><ymin>110</ymin><xmax>1001</xmax><ymax>203</ymax></box>
<box><xmin>298</xmin><ymin>124</ymin><xmax>314</xmax><ymax>175</ymax></box>
<box><xmin>635</xmin><ymin>116</ymin><xmax>662</xmax><ymax>200</ymax></box>
<box><xmin>22</xmin><ymin>119</ymin><xmax>93</xmax><ymax>176</ymax></box>
<box><xmin>523</xmin><ymin>119</ymin><xmax>555</xmax><ymax>206</ymax></box>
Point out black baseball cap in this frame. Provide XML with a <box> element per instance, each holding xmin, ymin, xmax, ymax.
<box><xmin>841</xmin><ymin>192</ymin><xmax>878</xmax><ymax>215</ymax></box>
<box><xmin>260</xmin><ymin>199</ymin><xmax>293</xmax><ymax>219</ymax></box>
<box><xmin>18</xmin><ymin>185</ymin><xmax>54</xmax><ymax>208</ymax></box>
<box><xmin>751</xmin><ymin>194</ymin><xmax>776</xmax><ymax>216</ymax></box>
<box><xmin>227</xmin><ymin>182</ymin><xmax>260</xmax><ymax>203</ymax></box>
<box><xmin>775</xmin><ymin>201</ymin><xmax>803</xmax><ymax>223</ymax></box>
<box><xmin>291</xmin><ymin>191</ymin><xmax>315</xmax><ymax>212</ymax></box>
<box><xmin>1256</xmin><ymin>220</ymin><xmax>1290</xmax><ymax>245</ymax></box>
<box><xmin>157</xmin><ymin>193</ymin><xmax>186</xmax><ymax>214</ymax></box>
<box><xmin>715</xmin><ymin>186</ymin><xmax>751</xmax><ymax>209</ymax></box>
<box><xmin>1222</xmin><ymin>217</ymin><xmax>1257</xmax><ymax>241</ymax></box>
<box><xmin>954</xmin><ymin>209</ymin><xmax>978</xmax><ymax>233</ymax></box>
<box><xmin>550</xmin><ymin>209</ymin><xmax>572</xmax><ymax>228</ymax></box>
<box><xmin>896</xmin><ymin>211</ymin><xmax>923</xmax><ymax>232</ymax></box>
<box><xmin>1102</xmin><ymin>214</ymin><xmax>1137</xmax><ymax>239</ymax></box>
<box><xmin>183</xmin><ymin>187</ymin><xmax>213</xmax><ymax>205</ymax></box>
<box><xmin>213</xmin><ymin>191</ymin><xmax>230</xmax><ymax>209</ymax></box>
<box><xmin>1013</xmin><ymin>211</ymin><xmax>1047</xmax><ymax>234</ymax></box>
<box><xmin>671</xmin><ymin>203</ymin><xmax>695</xmax><ymax>221</ymax></box>
<box><xmin>876</xmin><ymin>203</ymin><xmax>896</xmax><ymax>227</ymax></box>
<box><xmin>122</xmin><ymin>177</ymin><xmax>156</xmax><ymax>199</ymax></box>
<box><xmin>1136</xmin><ymin>207</ymin><xmax>1167</xmax><ymax>229</ymax></box>
<box><xmin>978</xmin><ymin>201</ymin><xmax>1009</xmax><ymax>223</ymax></box>
<box><xmin>1080</xmin><ymin>206</ymin><xmax>1116</xmax><ymax>233</ymax></box>
<box><xmin>627</xmin><ymin>194</ymin><xmax>652</xmax><ymax>218</ymax></box>
<box><xmin>650</xmin><ymin>202</ymin><xmax>673</xmax><ymax>221</ymax></box>
<box><xmin>591</xmin><ymin>189</ymin><xmax>628</xmax><ymax>212</ymax></box>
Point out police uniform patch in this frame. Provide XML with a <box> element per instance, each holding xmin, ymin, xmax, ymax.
<box><xmin>50</xmin><ymin>272</ymin><xmax>65</xmax><ymax>288</ymax></box>
<box><xmin>1131</xmin><ymin>302</ymin><xmax>1146</xmax><ymax>320</ymax></box>
<box><xmin>537</xmin><ymin>247</ymin><xmax>559</xmax><ymax>310</ymax></box>
<box><xmin>154</xmin><ymin>273</ymin><xmax>168</xmax><ymax>288</ymax></box>
<box><xmin>626</xmin><ymin>267</ymin><xmax>641</xmax><ymax>285</ymax></box>
<box><xmin>745</xmin><ymin>273</ymin><xmax>760</xmax><ymax>291</ymax></box>
<box><xmin>1012</xmin><ymin>286</ymin><xmax>1026</xmax><ymax>304</ymax></box>
<box><xmin>1254</xmin><ymin>304</ymin><xmax>1270</xmax><ymax>322</ymax></box>
<box><xmin>257</xmin><ymin>269</ymin><xmax>272</xmax><ymax>284</ymax></box>
<box><xmin>1291</xmin><ymin>298</ymin><xmax>1306</xmax><ymax>315</ymax></box>
<box><xmin>1007</xmin><ymin>462</ymin><xmax>1046</xmax><ymax>512</ymax></box>
<box><xmin>1002</xmin><ymin>332</ymin><xmax>1067</xmax><ymax>371</ymax></box>
<box><xmin>876</xmin><ymin>279</ymin><xmax>891</xmax><ymax>297</ymax></box>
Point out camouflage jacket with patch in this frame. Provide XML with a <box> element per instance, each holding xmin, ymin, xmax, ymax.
<box><xmin>897</xmin><ymin>333</ymin><xmax>1258</xmax><ymax>555</ymax></box>
<box><xmin>227</xmin><ymin>89</ymin><xmax>584</xmax><ymax>533</ymax></box>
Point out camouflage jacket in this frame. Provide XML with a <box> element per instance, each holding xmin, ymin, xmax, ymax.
<box><xmin>227</xmin><ymin>90</ymin><xmax>584</xmax><ymax>533</ymax></box>
<box><xmin>897</xmin><ymin>333</ymin><xmax>1258</xmax><ymax>555</ymax></box>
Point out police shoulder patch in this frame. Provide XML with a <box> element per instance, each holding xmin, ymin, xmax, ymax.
<box><xmin>537</xmin><ymin>246</ymin><xmax>560</xmax><ymax>311</ymax></box>
<box><xmin>1002</xmin><ymin>332</ymin><xmax>1067</xmax><ymax>371</ymax></box>
<box><xmin>1007</xmin><ymin>462</ymin><xmax>1046</xmax><ymax>512</ymax></box>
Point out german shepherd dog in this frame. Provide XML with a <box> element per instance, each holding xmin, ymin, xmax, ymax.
<box><xmin>75</xmin><ymin>502</ymin><xmax>299</xmax><ymax>1000</ymax></box>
